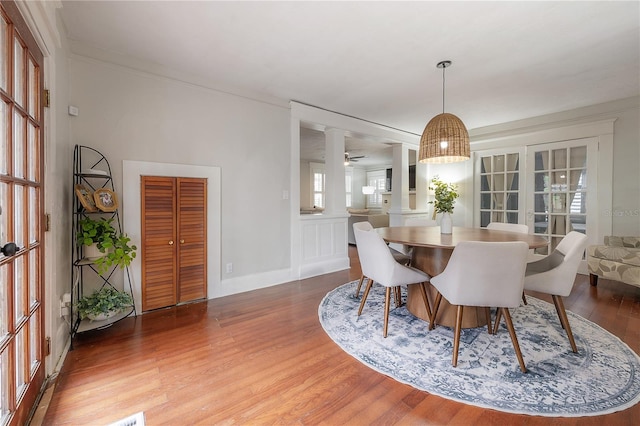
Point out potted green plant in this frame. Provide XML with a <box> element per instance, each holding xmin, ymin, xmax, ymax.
<box><xmin>76</xmin><ymin>286</ymin><xmax>133</xmax><ymax>321</ymax></box>
<box><xmin>429</xmin><ymin>176</ymin><xmax>459</xmax><ymax>234</ymax></box>
<box><xmin>77</xmin><ymin>217</ymin><xmax>115</xmax><ymax>259</ymax></box>
<box><xmin>77</xmin><ymin>217</ymin><xmax>137</xmax><ymax>274</ymax></box>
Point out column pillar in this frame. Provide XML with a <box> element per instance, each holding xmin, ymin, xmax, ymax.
<box><xmin>324</xmin><ymin>127</ymin><xmax>346</xmax><ymax>215</ymax></box>
<box><xmin>388</xmin><ymin>144</ymin><xmax>411</xmax><ymax>225</ymax></box>
<box><xmin>415</xmin><ymin>154</ymin><xmax>428</xmax><ymax>213</ymax></box>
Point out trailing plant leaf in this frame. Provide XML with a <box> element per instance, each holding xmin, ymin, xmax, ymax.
<box><xmin>93</xmin><ymin>234</ymin><xmax>137</xmax><ymax>274</ymax></box>
<box><xmin>77</xmin><ymin>217</ymin><xmax>137</xmax><ymax>274</ymax></box>
<box><xmin>75</xmin><ymin>286</ymin><xmax>133</xmax><ymax>320</ymax></box>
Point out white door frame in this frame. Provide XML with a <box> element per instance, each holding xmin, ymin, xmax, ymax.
<box><xmin>525</xmin><ymin>137</ymin><xmax>599</xmax><ymax>273</ymax></box>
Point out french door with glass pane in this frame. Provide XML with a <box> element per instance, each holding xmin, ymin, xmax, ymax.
<box><xmin>476</xmin><ymin>137</ymin><xmax>596</xmax><ymax>270</ymax></box>
<box><xmin>526</xmin><ymin>138</ymin><xmax>597</xmax><ymax>256</ymax></box>
<box><xmin>477</xmin><ymin>149</ymin><xmax>525</xmax><ymax>227</ymax></box>
<box><xmin>0</xmin><ymin>2</ymin><xmax>45</xmax><ymax>425</ymax></box>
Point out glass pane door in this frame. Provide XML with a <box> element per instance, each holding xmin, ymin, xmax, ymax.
<box><xmin>526</xmin><ymin>138</ymin><xmax>596</xmax><ymax>256</ymax></box>
<box><xmin>0</xmin><ymin>2</ymin><xmax>45</xmax><ymax>424</ymax></box>
<box><xmin>478</xmin><ymin>152</ymin><xmax>522</xmax><ymax>227</ymax></box>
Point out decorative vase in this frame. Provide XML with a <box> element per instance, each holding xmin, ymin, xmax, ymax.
<box><xmin>84</xmin><ymin>243</ymin><xmax>102</xmax><ymax>260</ymax></box>
<box><xmin>440</xmin><ymin>212</ymin><xmax>453</xmax><ymax>234</ymax></box>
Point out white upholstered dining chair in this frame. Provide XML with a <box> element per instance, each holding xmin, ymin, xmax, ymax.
<box><xmin>353</xmin><ymin>221</ymin><xmax>411</xmax><ymax>299</ymax></box>
<box><xmin>353</xmin><ymin>222</ymin><xmax>432</xmax><ymax>337</ymax></box>
<box><xmin>487</xmin><ymin>221</ymin><xmax>531</xmax><ymax>304</ymax></box>
<box><xmin>486</xmin><ymin>222</ymin><xmax>529</xmax><ymax>234</ymax></box>
<box><xmin>520</xmin><ymin>231</ymin><xmax>588</xmax><ymax>353</ymax></box>
<box><xmin>429</xmin><ymin>241</ymin><xmax>530</xmax><ymax>372</ymax></box>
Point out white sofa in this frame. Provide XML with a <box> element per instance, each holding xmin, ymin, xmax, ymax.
<box><xmin>347</xmin><ymin>210</ymin><xmax>389</xmax><ymax>245</ymax></box>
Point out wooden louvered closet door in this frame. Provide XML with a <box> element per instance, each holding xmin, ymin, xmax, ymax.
<box><xmin>141</xmin><ymin>176</ymin><xmax>207</xmax><ymax>311</ymax></box>
<box><xmin>176</xmin><ymin>178</ymin><xmax>207</xmax><ymax>302</ymax></box>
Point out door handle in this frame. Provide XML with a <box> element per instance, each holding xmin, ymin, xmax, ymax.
<box><xmin>168</xmin><ymin>240</ymin><xmax>174</xmax><ymax>246</ymax></box>
<box><xmin>180</xmin><ymin>239</ymin><xmax>185</xmax><ymax>244</ymax></box>
<box><xmin>1</xmin><ymin>242</ymin><xmax>19</xmax><ymax>257</ymax></box>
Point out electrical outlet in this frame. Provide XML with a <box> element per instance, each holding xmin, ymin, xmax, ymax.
<box><xmin>60</xmin><ymin>300</ymin><xmax>69</xmax><ymax>317</ymax></box>
<box><xmin>226</xmin><ymin>263</ymin><xmax>233</xmax><ymax>273</ymax></box>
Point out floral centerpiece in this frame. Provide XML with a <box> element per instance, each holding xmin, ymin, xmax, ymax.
<box><xmin>429</xmin><ymin>176</ymin><xmax>459</xmax><ymax>234</ymax></box>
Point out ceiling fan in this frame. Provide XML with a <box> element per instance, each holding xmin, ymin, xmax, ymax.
<box><xmin>344</xmin><ymin>152</ymin><xmax>366</xmax><ymax>164</ymax></box>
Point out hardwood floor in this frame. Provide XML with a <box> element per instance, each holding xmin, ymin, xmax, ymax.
<box><xmin>41</xmin><ymin>246</ymin><xmax>640</xmax><ymax>425</ymax></box>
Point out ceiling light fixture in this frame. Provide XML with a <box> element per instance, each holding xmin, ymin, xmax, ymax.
<box><xmin>419</xmin><ymin>60</ymin><xmax>470</xmax><ymax>164</ymax></box>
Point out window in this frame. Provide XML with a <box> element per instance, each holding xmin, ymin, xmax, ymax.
<box><xmin>309</xmin><ymin>163</ymin><xmax>354</xmax><ymax>209</ymax></box>
<box><xmin>345</xmin><ymin>168</ymin><xmax>352</xmax><ymax>208</ymax></box>
<box><xmin>366</xmin><ymin>170</ymin><xmax>386</xmax><ymax>209</ymax></box>
<box><xmin>310</xmin><ymin>163</ymin><xmax>325</xmax><ymax>208</ymax></box>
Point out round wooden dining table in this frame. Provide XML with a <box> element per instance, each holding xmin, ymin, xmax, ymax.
<box><xmin>376</xmin><ymin>226</ymin><xmax>548</xmax><ymax>328</ymax></box>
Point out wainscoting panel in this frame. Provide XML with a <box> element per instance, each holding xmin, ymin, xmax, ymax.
<box><xmin>299</xmin><ymin>215</ymin><xmax>349</xmax><ymax>279</ymax></box>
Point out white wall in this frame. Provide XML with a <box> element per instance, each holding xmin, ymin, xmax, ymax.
<box><xmin>68</xmin><ymin>55</ymin><xmax>293</xmax><ymax>289</ymax></box>
<box><xmin>48</xmin><ymin>26</ymin><xmax>73</xmax><ymax>373</ymax></box>
<box><xmin>609</xmin><ymin>104</ymin><xmax>640</xmax><ymax>235</ymax></box>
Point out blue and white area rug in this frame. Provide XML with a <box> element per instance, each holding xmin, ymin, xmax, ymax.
<box><xmin>318</xmin><ymin>281</ymin><xmax>640</xmax><ymax>417</ymax></box>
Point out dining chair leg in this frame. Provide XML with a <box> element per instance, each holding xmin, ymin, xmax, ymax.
<box><xmin>357</xmin><ymin>280</ymin><xmax>374</xmax><ymax>316</ymax></box>
<box><xmin>553</xmin><ymin>295</ymin><xmax>578</xmax><ymax>353</ymax></box>
<box><xmin>394</xmin><ymin>286</ymin><xmax>402</xmax><ymax>307</ymax></box>
<box><xmin>418</xmin><ymin>282</ymin><xmax>433</xmax><ymax>324</ymax></box>
<box><xmin>501</xmin><ymin>307</ymin><xmax>527</xmax><ymax>373</ymax></box>
<box><xmin>355</xmin><ymin>275</ymin><xmax>366</xmax><ymax>297</ymax></box>
<box><xmin>383</xmin><ymin>287</ymin><xmax>392</xmax><ymax>338</ymax></box>
<box><xmin>521</xmin><ymin>291</ymin><xmax>528</xmax><ymax>305</ymax></box>
<box><xmin>551</xmin><ymin>296</ymin><xmax>566</xmax><ymax>330</ymax></box>
<box><xmin>430</xmin><ymin>292</ymin><xmax>443</xmax><ymax>330</ymax></box>
<box><xmin>493</xmin><ymin>308</ymin><xmax>502</xmax><ymax>335</ymax></box>
<box><xmin>484</xmin><ymin>307</ymin><xmax>493</xmax><ymax>335</ymax></box>
<box><xmin>452</xmin><ymin>305</ymin><xmax>464</xmax><ymax>367</ymax></box>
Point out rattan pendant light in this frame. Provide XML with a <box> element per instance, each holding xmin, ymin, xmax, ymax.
<box><xmin>419</xmin><ymin>60</ymin><xmax>470</xmax><ymax>164</ymax></box>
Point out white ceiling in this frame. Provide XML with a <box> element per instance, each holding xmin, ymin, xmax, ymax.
<box><xmin>58</xmin><ymin>1</ymin><xmax>640</xmax><ymax>166</ymax></box>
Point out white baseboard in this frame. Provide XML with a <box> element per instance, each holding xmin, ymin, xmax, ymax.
<box><xmin>214</xmin><ymin>268</ymin><xmax>295</xmax><ymax>298</ymax></box>
<box><xmin>299</xmin><ymin>257</ymin><xmax>350</xmax><ymax>280</ymax></box>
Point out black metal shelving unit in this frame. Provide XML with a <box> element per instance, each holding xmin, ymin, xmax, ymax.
<box><xmin>71</xmin><ymin>145</ymin><xmax>136</xmax><ymax>346</ymax></box>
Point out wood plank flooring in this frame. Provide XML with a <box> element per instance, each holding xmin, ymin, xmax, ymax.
<box><xmin>41</xmin><ymin>246</ymin><xmax>640</xmax><ymax>425</ymax></box>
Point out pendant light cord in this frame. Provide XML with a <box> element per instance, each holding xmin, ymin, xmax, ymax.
<box><xmin>442</xmin><ymin>65</ymin><xmax>446</xmax><ymax>114</ymax></box>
